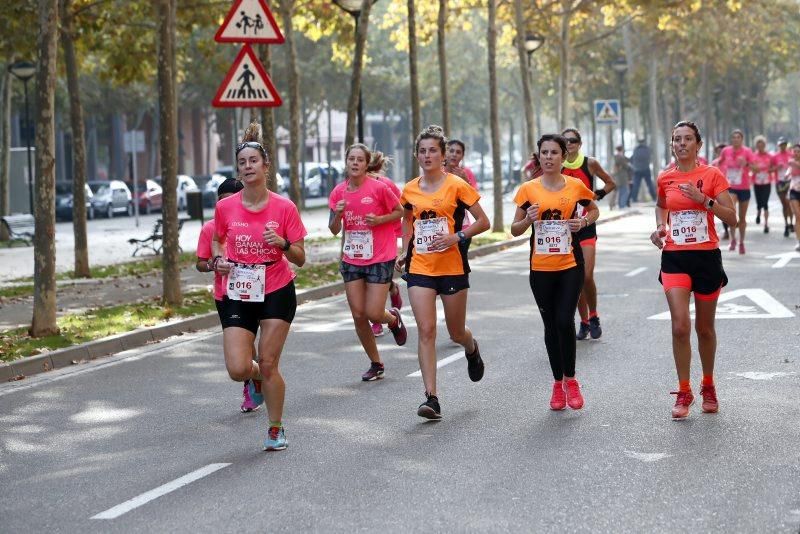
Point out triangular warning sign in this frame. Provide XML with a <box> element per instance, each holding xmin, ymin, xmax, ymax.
<box><xmin>215</xmin><ymin>0</ymin><xmax>284</xmax><ymax>44</ymax></box>
<box><xmin>647</xmin><ymin>288</ymin><xmax>795</xmax><ymax>320</ymax></box>
<box><xmin>212</xmin><ymin>45</ymin><xmax>282</xmax><ymax>108</ymax></box>
<box><xmin>599</xmin><ymin>102</ymin><xmax>618</xmax><ymax>120</ymax></box>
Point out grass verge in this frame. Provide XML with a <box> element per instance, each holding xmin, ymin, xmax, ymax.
<box><xmin>471</xmin><ymin>230</ymin><xmax>514</xmax><ymax>247</ymax></box>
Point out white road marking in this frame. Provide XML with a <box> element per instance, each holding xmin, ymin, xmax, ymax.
<box><xmin>730</xmin><ymin>371</ymin><xmax>796</xmax><ymax>381</ymax></box>
<box><xmin>625</xmin><ymin>267</ymin><xmax>647</xmax><ymax>277</ymax></box>
<box><xmin>91</xmin><ymin>463</ymin><xmax>230</xmax><ymax>519</ymax></box>
<box><xmin>648</xmin><ymin>288</ymin><xmax>795</xmax><ymax>320</ymax></box>
<box><xmin>407</xmin><ymin>351</ymin><xmax>464</xmax><ymax>377</ymax></box>
<box><xmin>624</xmin><ymin>450</ymin><xmax>671</xmax><ymax>463</ymax></box>
<box><xmin>766</xmin><ymin>251</ymin><xmax>800</xmax><ymax>269</ymax></box>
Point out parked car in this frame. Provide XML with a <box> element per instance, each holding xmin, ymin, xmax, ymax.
<box><xmin>152</xmin><ymin>175</ymin><xmax>199</xmax><ymax>211</ymax></box>
<box><xmin>56</xmin><ymin>182</ymin><xmax>94</xmax><ymax>221</ymax></box>
<box><xmin>215</xmin><ymin>166</ymin><xmax>234</xmax><ymax>180</ymax></box>
<box><xmin>303</xmin><ymin>162</ymin><xmax>341</xmax><ymax>198</ymax></box>
<box><xmin>87</xmin><ymin>179</ymin><xmax>132</xmax><ymax>218</ymax></box>
<box><xmin>130</xmin><ymin>179</ymin><xmax>163</xmax><ymax>214</ymax></box>
<box><xmin>202</xmin><ymin>173</ymin><xmax>228</xmax><ymax>207</ymax></box>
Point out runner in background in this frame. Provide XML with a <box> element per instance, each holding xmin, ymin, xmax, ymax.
<box><xmin>329</xmin><ymin>144</ymin><xmax>407</xmax><ymax>381</ymax></box>
<box><xmin>560</xmin><ymin>128</ymin><xmax>616</xmax><ymax>340</ymax></box>
<box><xmin>751</xmin><ymin>135</ymin><xmax>773</xmax><ymax>233</ymax></box>
<box><xmin>650</xmin><ymin>121</ymin><xmax>736</xmax><ymax>420</ymax></box>
<box><xmin>197</xmin><ymin>178</ymin><xmax>257</xmax><ymax>412</ymax></box>
<box><xmin>212</xmin><ymin>122</ymin><xmax>307</xmax><ymax>451</ymax></box>
<box><xmin>511</xmin><ymin>133</ymin><xmax>599</xmax><ymax>411</ymax></box>
<box><xmin>772</xmin><ymin>137</ymin><xmax>795</xmax><ymax>237</ymax></box>
<box><xmin>523</xmin><ymin>152</ymin><xmax>543</xmax><ymax>181</ymax></box>
<box><xmin>711</xmin><ymin>143</ymin><xmax>729</xmax><ymax>239</ymax></box>
<box><xmin>445</xmin><ymin>139</ymin><xmax>479</xmax><ymax>259</ymax></box>
<box><xmin>367</xmin><ymin>151</ymin><xmax>404</xmax><ymax>337</ymax></box>
<box><xmin>717</xmin><ymin>130</ymin><xmax>754</xmax><ymax>254</ymax></box>
<box><xmin>786</xmin><ymin>143</ymin><xmax>800</xmax><ymax>251</ymax></box>
<box><xmin>398</xmin><ymin>125</ymin><xmax>490</xmax><ymax>420</ymax></box>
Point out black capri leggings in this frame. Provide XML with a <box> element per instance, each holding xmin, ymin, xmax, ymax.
<box><xmin>529</xmin><ymin>266</ymin><xmax>585</xmax><ymax>381</ymax></box>
<box><xmin>753</xmin><ymin>184</ymin><xmax>771</xmax><ymax>211</ymax></box>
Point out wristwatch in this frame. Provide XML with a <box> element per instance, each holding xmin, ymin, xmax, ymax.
<box><xmin>457</xmin><ymin>231</ymin><xmax>467</xmax><ymax>243</ymax></box>
<box><xmin>706</xmin><ymin>197</ymin><xmax>715</xmax><ymax>209</ymax></box>
<box><xmin>281</xmin><ymin>239</ymin><xmax>292</xmax><ymax>251</ymax></box>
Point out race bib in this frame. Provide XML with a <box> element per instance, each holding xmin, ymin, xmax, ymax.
<box><xmin>414</xmin><ymin>217</ymin><xmax>448</xmax><ymax>253</ymax></box>
<box><xmin>534</xmin><ymin>220</ymin><xmax>571</xmax><ymax>255</ymax></box>
<box><xmin>227</xmin><ymin>263</ymin><xmax>266</xmax><ymax>302</ymax></box>
<box><xmin>670</xmin><ymin>210</ymin><xmax>709</xmax><ymax>245</ymax></box>
<box><xmin>727</xmin><ymin>168</ymin><xmax>743</xmax><ymax>186</ymax></box>
<box><xmin>343</xmin><ymin>230</ymin><xmax>374</xmax><ymax>260</ymax></box>
<box><xmin>754</xmin><ymin>171</ymin><xmax>770</xmax><ymax>185</ymax></box>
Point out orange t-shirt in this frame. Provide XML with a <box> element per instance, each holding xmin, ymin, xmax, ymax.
<box><xmin>657</xmin><ymin>164</ymin><xmax>730</xmax><ymax>252</ymax></box>
<box><xmin>400</xmin><ymin>174</ymin><xmax>481</xmax><ymax>276</ymax></box>
<box><xmin>514</xmin><ymin>176</ymin><xmax>594</xmax><ymax>272</ymax></box>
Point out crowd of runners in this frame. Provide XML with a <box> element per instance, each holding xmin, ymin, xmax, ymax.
<box><xmin>195</xmin><ymin>119</ymin><xmax>800</xmax><ymax>451</ymax></box>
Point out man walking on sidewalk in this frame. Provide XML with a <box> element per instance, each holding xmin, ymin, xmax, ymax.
<box><xmin>630</xmin><ymin>138</ymin><xmax>656</xmax><ymax>203</ymax></box>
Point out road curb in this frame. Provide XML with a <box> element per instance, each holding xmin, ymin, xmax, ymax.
<box><xmin>2</xmin><ymin>209</ymin><xmax>639</xmax><ymax>382</ymax></box>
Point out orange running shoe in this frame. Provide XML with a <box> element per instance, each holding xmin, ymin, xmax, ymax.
<box><xmin>671</xmin><ymin>390</ymin><xmax>695</xmax><ymax>419</ymax></box>
<box><xmin>549</xmin><ymin>381</ymin><xmax>566</xmax><ymax>411</ymax></box>
<box><xmin>565</xmin><ymin>379</ymin><xmax>584</xmax><ymax>410</ymax></box>
<box><xmin>700</xmin><ymin>384</ymin><xmax>719</xmax><ymax>413</ymax></box>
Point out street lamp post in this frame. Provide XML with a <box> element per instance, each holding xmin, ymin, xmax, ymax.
<box><xmin>524</xmin><ymin>33</ymin><xmax>545</xmax><ymax>146</ymax></box>
<box><xmin>611</xmin><ymin>57</ymin><xmax>628</xmax><ymax>151</ymax></box>
<box><xmin>333</xmin><ymin>0</ymin><xmax>379</xmax><ymax>144</ymax></box>
<box><xmin>8</xmin><ymin>60</ymin><xmax>37</xmax><ymax>215</ymax></box>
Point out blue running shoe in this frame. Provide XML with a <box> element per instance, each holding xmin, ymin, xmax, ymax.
<box><xmin>263</xmin><ymin>426</ymin><xmax>287</xmax><ymax>451</ymax></box>
<box><xmin>248</xmin><ymin>378</ymin><xmax>264</xmax><ymax>408</ymax></box>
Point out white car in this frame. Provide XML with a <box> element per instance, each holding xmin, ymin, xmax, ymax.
<box><xmin>153</xmin><ymin>175</ymin><xmax>199</xmax><ymax>211</ymax></box>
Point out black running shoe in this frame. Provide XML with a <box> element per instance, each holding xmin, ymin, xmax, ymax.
<box><xmin>785</xmin><ymin>224</ymin><xmax>791</xmax><ymax>238</ymax></box>
<box><xmin>417</xmin><ymin>393</ymin><xmax>442</xmax><ymax>419</ymax></box>
<box><xmin>465</xmin><ymin>340</ymin><xmax>484</xmax><ymax>382</ymax></box>
<box><xmin>589</xmin><ymin>316</ymin><xmax>602</xmax><ymax>339</ymax></box>
<box><xmin>764</xmin><ymin>225</ymin><xmax>769</xmax><ymax>234</ymax></box>
<box><xmin>756</xmin><ymin>213</ymin><xmax>761</xmax><ymax>225</ymax></box>
<box><xmin>576</xmin><ymin>321</ymin><xmax>590</xmax><ymax>340</ymax></box>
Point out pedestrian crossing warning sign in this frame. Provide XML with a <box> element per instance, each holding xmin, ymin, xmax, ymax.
<box><xmin>594</xmin><ymin>100</ymin><xmax>620</xmax><ymax>125</ymax></box>
<box><xmin>215</xmin><ymin>0</ymin><xmax>284</xmax><ymax>44</ymax></box>
<box><xmin>212</xmin><ymin>45</ymin><xmax>282</xmax><ymax>108</ymax></box>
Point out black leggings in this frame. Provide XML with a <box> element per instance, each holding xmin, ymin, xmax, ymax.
<box><xmin>753</xmin><ymin>184</ymin><xmax>771</xmax><ymax>211</ymax></box>
<box><xmin>529</xmin><ymin>266</ymin><xmax>585</xmax><ymax>381</ymax></box>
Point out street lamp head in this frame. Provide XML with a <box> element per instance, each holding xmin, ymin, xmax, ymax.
<box><xmin>524</xmin><ymin>33</ymin><xmax>545</xmax><ymax>55</ymax></box>
<box><xmin>333</xmin><ymin>0</ymin><xmax>378</xmax><ymax>16</ymax></box>
<box><xmin>611</xmin><ymin>57</ymin><xmax>628</xmax><ymax>75</ymax></box>
<box><xmin>8</xmin><ymin>60</ymin><xmax>36</xmax><ymax>81</ymax></box>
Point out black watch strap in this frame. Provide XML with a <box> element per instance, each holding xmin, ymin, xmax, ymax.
<box><xmin>281</xmin><ymin>239</ymin><xmax>292</xmax><ymax>251</ymax></box>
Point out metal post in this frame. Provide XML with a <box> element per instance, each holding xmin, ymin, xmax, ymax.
<box><xmin>354</xmin><ymin>13</ymin><xmax>365</xmax><ymax>143</ymax></box>
<box><xmin>618</xmin><ymin>72</ymin><xmax>626</xmax><ymax>152</ymax></box>
<box><xmin>23</xmin><ymin>80</ymin><xmax>34</xmax><ymax>215</ymax></box>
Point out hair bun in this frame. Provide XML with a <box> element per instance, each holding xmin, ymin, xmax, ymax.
<box><xmin>242</xmin><ymin>122</ymin><xmax>263</xmax><ymax>144</ymax></box>
<box><xmin>424</xmin><ymin>124</ymin><xmax>445</xmax><ymax>138</ymax></box>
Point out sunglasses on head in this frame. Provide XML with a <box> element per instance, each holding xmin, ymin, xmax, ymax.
<box><xmin>565</xmin><ymin>137</ymin><xmax>580</xmax><ymax>144</ymax></box>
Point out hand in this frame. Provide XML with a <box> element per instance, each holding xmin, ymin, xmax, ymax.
<box><xmin>263</xmin><ymin>228</ymin><xmax>286</xmax><ymax>248</ymax></box>
<box><xmin>365</xmin><ymin>213</ymin><xmax>381</xmax><ymax>226</ymax></box>
<box><xmin>334</xmin><ymin>199</ymin><xmax>346</xmax><ymax>215</ymax></box>
<box><xmin>430</xmin><ymin>233</ymin><xmax>457</xmax><ymax>252</ymax></box>
<box><xmin>650</xmin><ymin>226</ymin><xmax>667</xmax><ymax>249</ymax></box>
<box><xmin>215</xmin><ymin>258</ymin><xmax>232</xmax><ymax>275</ymax></box>
<box><xmin>567</xmin><ymin>218</ymin><xmax>585</xmax><ymax>232</ymax></box>
<box><xmin>525</xmin><ymin>203</ymin><xmax>540</xmax><ymax>223</ymax></box>
<box><xmin>395</xmin><ymin>255</ymin><xmax>406</xmax><ymax>272</ymax></box>
<box><xmin>677</xmin><ymin>182</ymin><xmax>704</xmax><ymax>203</ymax></box>
<box><xmin>447</xmin><ymin>165</ymin><xmax>466</xmax><ymax>179</ymax></box>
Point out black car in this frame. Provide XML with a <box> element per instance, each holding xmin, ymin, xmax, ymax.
<box><xmin>56</xmin><ymin>181</ymin><xmax>94</xmax><ymax>221</ymax></box>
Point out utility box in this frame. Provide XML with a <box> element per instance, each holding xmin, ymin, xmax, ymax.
<box><xmin>186</xmin><ymin>191</ymin><xmax>204</xmax><ymax>224</ymax></box>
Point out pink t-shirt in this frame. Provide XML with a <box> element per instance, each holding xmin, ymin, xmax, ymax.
<box><xmin>718</xmin><ymin>146</ymin><xmax>754</xmax><ymax>190</ymax></box>
<box><xmin>328</xmin><ymin>178</ymin><xmax>400</xmax><ymax>266</ymax></box>
<box><xmin>197</xmin><ymin>220</ymin><xmax>225</xmax><ymax>300</ymax></box>
<box><xmin>772</xmin><ymin>150</ymin><xmax>792</xmax><ymax>182</ymax></box>
<box><xmin>214</xmin><ymin>191</ymin><xmax>307</xmax><ymax>295</ymax></box>
<box><xmin>456</xmin><ymin>167</ymin><xmax>478</xmax><ymax>229</ymax></box>
<box><xmin>751</xmin><ymin>151</ymin><xmax>772</xmax><ymax>185</ymax></box>
<box><xmin>374</xmin><ymin>175</ymin><xmax>403</xmax><ymax>238</ymax></box>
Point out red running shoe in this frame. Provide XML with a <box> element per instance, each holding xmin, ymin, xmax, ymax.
<box><xmin>728</xmin><ymin>238</ymin><xmax>737</xmax><ymax>251</ymax></box>
<box><xmin>565</xmin><ymin>379</ymin><xmax>584</xmax><ymax>410</ymax></box>
<box><xmin>550</xmin><ymin>381</ymin><xmax>566</xmax><ymax>411</ymax></box>
<box><xmin>739</xmin><ymin>242</ymin><xmax>745</xmax><ymax>255</ymax></box>
<box><xmin>700</xmin><ymin>384</ymin><xmax>719</xmax><ymax>413</ymax></box>
<box><xmin>671</xmin><ymin>390</ymin><xmax>695</xmax><ymax>419</ymax></box>
<box><xmin>389</xmin><ymin>282</ymin><xmax>403</xmax><ymax>309</ymax></box>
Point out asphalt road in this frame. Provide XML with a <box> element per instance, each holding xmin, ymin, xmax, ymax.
<box><xmin>1</xmin><ymin>211</ymin><xmax>799</xmax><ymax>533</ymax></box>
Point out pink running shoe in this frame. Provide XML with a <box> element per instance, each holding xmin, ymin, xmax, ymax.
<box><xmin>728</xmin><ymin>238</ymin><xmax>737</xmax><ymax>251</ymax></box>
<box><xmin>240</xmin><ymin>380</ymin><xmax>260</xmax><ymax>413</ymax></box>
<box><xmin>565</xmin><ymin>379</ymin><xmax>584</xmax><ymax>410</ymax></box>
<box><xmin>739</xmin><ymin>242</ymin><xmax>745</xmax><ymax>255</ymax></box>
<box><xmin>371</xmin><ymin>322</ymin><xmax>384</xmax><ymax>337</ymax></box>
<box><xmin>390</xmin><ymin>282</ymin><xmax>403</xmax><ymax>309</ymax></box>
<box><xmin>700</xmin><ymin>384</ymin><xmax>719</xmax><ymax>413</ymax></box>
<box><xmin>671</xmin><ymin>390</ymin><xmax>695</xmax><ymax>419</ymax></box>
<box><xmin>550</xmin><ymin>381</ymin><xmax>566</xmax><ymax>411</ymax></box>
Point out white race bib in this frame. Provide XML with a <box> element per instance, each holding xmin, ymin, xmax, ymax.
<box><xmin>343</xmin><ymin>230</ymin><xmax>374</xmax><ymax>260</ymax></box>
<box><xmin>754</xmin><ymin>171</ymin><xmax>770</xmax><ymax>185</ymax></box>
<box><xmin>727</xmin><ymin>168</ymin><xmax>743</xmax><ymax>186</ymax></box>
<box><xmin>669</xmin><ymin>210</ymin><xmax>709</xmax><ymax>246</ymax></box>
<box><xmin>227</xmin><ymin>264</ymin><xmax>266</xmax><ymax>302</ymax></box>
<box><xmin>534</xmin><ymin>220</ymin><xmax>571</xmax><ymax>255</ymax></box>
<box><xmin>414</xmin><ymin>217</ymin><xmax>448</xmax><ymax>254</ymax></box>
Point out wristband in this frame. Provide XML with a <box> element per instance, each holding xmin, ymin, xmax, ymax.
<box><xmin>581</xmin><ymin>216</ymin><xmax>589</xmax><ymax>228</ymax></box>
<box><xmin>211</xmin><ymin>255</ymin><xmax>222</xmax><ymax>271</ymax></box>
<box><xmin>206</xmin><ymin>259</ymin><xmax>213</xmax><ymax>272</ymax></box>
<box><xmin>594</xmin><ymin>188</ymin><xmax>606</xmax><ymax>200</ymax></box>
<box><xmin>281</xmin><ymin>239</ymin><xmax>292</xmax><ymax>251</ymax></box>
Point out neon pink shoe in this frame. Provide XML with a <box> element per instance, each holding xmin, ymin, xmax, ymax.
<box><xmin>728</xmin><ymin>238</ymin><xmax>737</xmax><ymax>251</ymax></box>
<box><xmin>739</xmin><ymin>242</ymin><xmax>745</xmax><ymax>255</ymax></box>
<box><xmin>240</xmin><ymin>380</ymin><xmax>260</xmax><ymax>413</ymax></box>
<box><xmin>371</xmin><ymin>322</ymin><xmax>384</xmax><ymax>337</ymax></box>
<box><xmin>671</xmin><ymin>390</ymin><xmax>695</xmax><ymax>419</ymax></box>
<box><xmin>550</xmin><ymin>381</ymin><xmax>566</xmax><ymax>410</ymax></box>
<box><xmin>390</xmin><ymin>283</ymin><xmax>403</xmax><ymax>309</ymax></box>
<box><xmin>565</xmin><ymin>379</ymin><xmax>584</xmax><ymax>410</ymax></box>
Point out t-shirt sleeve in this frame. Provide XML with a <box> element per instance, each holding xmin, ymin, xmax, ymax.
<box><xmin>399</xmin><ymin>186</ymin><xmax>412</xmax><ymax>210</ymax></box>
<box><xmin>284</xmin><ymin>202</ymin><xmax>308</xmax><ymax>242</ymax></box>
<box><xmin>710</xmin><ymin>168</ymin><xmax>730</xmax><ymax>197</ymax></box>
<box><xmin>513</xmin><ymin>184</ymin><xmax>529</xmax><ymax>208</ymax></box>
<box><xmin>458</xmin><ymin>179</ymin><xmax>481</xmax><ymax>207</ymax></box>
<box><xmin>464</xmin><ymin>168</ymin><xmax>478</xmax><ymax>190</ymax></box>
<box><xmin>380</xmin><ymin>181</ymin><xmax>400</xmax><ymax>213</ymax></box>
<box><xmin>213</xmin><ymin>205</ymin><xmax>226</xmax><ymax>241</ymax></box>
<box><xmin>328</xmin><ymin>186</ymin><xmax>341</xmax><ymax>211</ymax></box>
<box><xmin>656</xmin><ymin>172</ymin><xmax>666</xmax><ymax>200</ymax></box>
<box><xmin>197</xmin><ymin>222</ymin><xmax>213</xmax><ymax>259</ymax></box>
<box><xmin>575</xmin><ymin>181</ymin><xmax>595</xmax><ymax>206</ymax></box>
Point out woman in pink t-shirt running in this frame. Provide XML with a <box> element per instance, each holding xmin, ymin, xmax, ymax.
<box><xmin>211</xmin><ymin>122</ymin><xmax>308</xmax><ymax>452</ymax></box>
<box><xmin>329</xmin><ymin>144</ymin><xmax>406</xmax><ymax>381</ymax></box>
<box><xmin>718</xmin><ymin>129</ymin><xmax>755</xmax><ymax>254</ymax></box>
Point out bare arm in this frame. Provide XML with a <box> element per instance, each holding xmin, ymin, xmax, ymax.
<box><xmin>589</xmin><ymin>157</ymin><xmax>616</xmax><ymax>195</ymax></box>
<box><xmin>395</xmin><ymin>208</ymin><xmax>414</xmax><ymax>272</ymax></box>
<box><xmin>511</xmin><ymin>205</ymin><xmax>537</xmax><ymax>236</ymax></box>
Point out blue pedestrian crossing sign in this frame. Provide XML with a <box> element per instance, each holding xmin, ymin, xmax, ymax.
<box><xmin>594</xmin><ymin>100</ymin><xmax>620</xmax><ymax>125</ymax></box>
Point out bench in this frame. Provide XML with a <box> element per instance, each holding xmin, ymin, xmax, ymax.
<box><xmin>1</xmin><ymin>214</ymin><xmax>35</xmax><ymax>246</ymax></box>
<box><xmin>127</xmin><ymin>218</ymin><xmax>188</xmax><ymax>257</ymax></box>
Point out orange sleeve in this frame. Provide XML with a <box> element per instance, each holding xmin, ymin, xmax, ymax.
<box><xmin>457</xmin><ymin>178</ymin><xmax>480</xmax><ymax>207</ymax></box>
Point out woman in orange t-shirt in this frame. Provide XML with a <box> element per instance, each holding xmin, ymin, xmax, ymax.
<box><xmin>511</xmin><ymin>134</ymin><xmax>599</xmax><ymax>412</ymax></box>
<box><xmin>650</xmin><ymin>121</ymin><xmax>737</xmax><ymax>420</ymax></box>
<box><xmin>396</xmin><ymin>125</ymin><xmax>490</xmax><ymax>420</ymax></box>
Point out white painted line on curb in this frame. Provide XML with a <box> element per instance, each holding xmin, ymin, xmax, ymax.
<box><xmin>92</xmin><ymin>463</ymin><xmax>230</xmax><ymax>519</ymax></box>
<box><xmin>407</xmin><ymin>351</ymin><xmax>464</xmax><ymax>378</ymax></box>
<box><xmin>625</xmin><ymin>267</ymin><xmax>647</xmax><ymax>277</ymax></box>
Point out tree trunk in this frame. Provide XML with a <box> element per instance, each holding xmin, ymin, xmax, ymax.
<box><xmin>31</xmin><ymin>0</ymin><xmax>60</xmax><ymax>337</ymax></box>
<box><xmin>407</xmin><ymin>0</ymin><xmax>421</xmax><ymax>181</ymax></box>
<box><xmin>258</xmin><ymin>44</ymin><xmax>278</xmax><ymax>192</ymax></box>
<box><xmin>488</xmin><ymin>0</ymin><xmax>503</xmax><ymax>232</ymax></box>
<box><xmin>557</xmin><ymin>4</ymin><xmax>570</xmax><ymax>130</ymax></box>
<box><xmin>437</xmin><ymin>0</ymin><xmax>449</xmax><ymax>134</ymax></box>
<box><xmin>344</xmin><ymin>0</ymin><xmax>373</xmax><ymax>148</ymax></box>
<box><xmin>156</xmin><ymin>0</ymin><xmax>181</xmax><ymax>306</ymax></box>
<box><xmin>61</xmin><ymin>0</ymin><xmax>90</xmax><ymax>278</ymax></box>
<box><xmin>647</xmin><ymin>58</ymin><xmax>661</xmax><ymax>177</ymax></box>
<box><xmin>0</xmin><ymin>65</ymin><xmax>11</xmax><ymax>241</ymax></box>
<box><xmin>278</xmin><ymin>0</ymin><xmax>302</xmax><ymax>208</ymax></box>
<box><xmin>513</xmin><ymin>0</ymin><xmax>534</xmax><ymax>155</ymax></box>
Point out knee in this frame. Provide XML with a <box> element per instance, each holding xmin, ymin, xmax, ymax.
<box><xmin>365</xmin><ymin>308</ymin><xmax>386</xmax><ymax>324</ymax></box>
<box><xmin>226</xmin><ymin>360</ymin><xmax>252</xmax><ymax>382</ymax></box>
<box><xmin>350</xmin><ymin>308</ymin><xmax>368</xmax><ymax>323</ymax></box>
<box><xmin>417</xmin><ymin>323</ymin><xmax>437</xmax><ymax>344</ymax></box>
<box><xmin>448</xmin><ymin>326</ymin><xmax>468</xmax><ymax>345</ymax></box>
<box><xmin>671</xmin><ymin>321</ymin><xmax>691</xmax><ymax>342</ymax></box>
<box><xmin>695</xmin><ymin>323</ymin><xmax>715</xmax><ymax>340</ymax></box>
<box><xmin>258</xmin><ymin>355</ymin><xmax>279</xmax><ymax>381</ymax></box>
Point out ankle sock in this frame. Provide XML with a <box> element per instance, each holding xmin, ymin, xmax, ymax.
<box><xmin>678</xmin><ymin>380</ymin><xmax>691</xmax><ymax>393</ymax></box>
<box><xmin>269</xmin><ymin>421</ymin><xmax>282</xmax><ymax>429</ymax></box>
<box><xmin>702</xmin><ymin>375</ymin><xmax>714</xmax><ymax>387</ymax></box>
<box><xmin>589</xmin><ymin>311</ymin><xmax>598</xmax><ymax>319</ymax></box>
